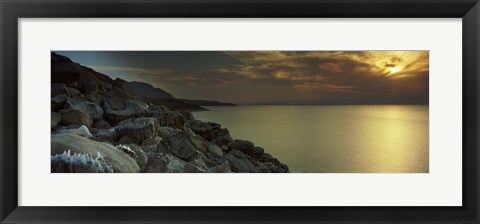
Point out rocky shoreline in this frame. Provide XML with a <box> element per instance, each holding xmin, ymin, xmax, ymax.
<box><xmin>50</xmin><ymin>52</ymin><xmax>289</xmax><ymax>173</ymax></box>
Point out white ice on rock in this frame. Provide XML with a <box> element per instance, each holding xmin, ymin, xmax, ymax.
<box><xmin>51</xmin><ymin>150</ymin><xmax>114</xmax><ymax>173</ymax></box>
<box><xmin>58</xmin><ymin>125</ymin><xmax>93</xmax><ymax>138</ymax></box>
<box><xmin>116</xmin><ymin>144</ymin><xmax>138</xmax><ymax>160</ymax></box>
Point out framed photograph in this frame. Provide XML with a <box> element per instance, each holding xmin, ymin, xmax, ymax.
<box><xmin>1</xmin><ymin>0</ymin><xmax>479</xmax><ymax>223</ymax></box>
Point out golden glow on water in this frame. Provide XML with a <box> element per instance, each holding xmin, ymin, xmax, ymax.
<box><xmin>194</xmin><ymin>105</ymin><xmax>429</xmax><ymax>173</ymax></box>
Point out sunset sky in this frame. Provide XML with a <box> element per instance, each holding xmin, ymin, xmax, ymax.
<box><xmin>55</xmin><ymin>51</ymin><xmax>429</xmax><ymax>105</ymax></box>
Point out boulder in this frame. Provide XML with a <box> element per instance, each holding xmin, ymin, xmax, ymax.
<box><xmin>67</xmin><ymin>87</ymin><xmax>81</xmax><ymax>96</ymax></box>
<box><xmin>145</xmin><ymin>153</ymin><xmax>197</xmax><ymax>173</ymax></box>
<box><xmin>77</xmin><ymin>73</ymin><xmax>99</xmax><ymax>94</ymax></box>
<box><xmin>51</xmin><ymin>83</ymin><xmax>69</xmax><ymax>96</ymax></box>
<box><xmin>116</xmin><ymin>144</ymin><xmax>138</xmax><ymax>160</ymax></box>
<box><xmin>142</xmin><ymin>138</ymin><xmax>160</xmax><ymax>147</ymax></box>
<box><xmin>151</xmin><ymin>110</ymin><xmax>184</xmax><ymax>129</ymax></box>
<box><xmin>179</xmin><ymin>111</ymin><xmax>195</xmax><ymax>121</ymax></box>
<box><xmin>224</xmin><ymin>150</ymin><xmax>259</xmax><ymax>173</ymax></box>
<box><xmin>118</xmin><ymin>135</ymin><xmax>136</xmax><ymax>145</ymax></box>
<box><xmin>158</xmin><ymin>130</ymin><xmax>208</xmax><ymax>160</ymax></box>
<box><xmin>103</xmin><ymin>99</ymin><xmax>150</xmax><ymax>124</ymax></box>
<box><xmin>148</xmin><ymin>104</ymin><xmax>169</xmax><ymax>112</ymax></box>
<box><xmin>51</xmin><ymin>133</ymin><xmax>140</xmax><ymax>173</ymax></box>
<box><xmin>57</xmin><ymin>125</ymin><xmax>93</xmax><ymax>138</ymax></box>
<box><xmin>188</xmin><ymin>153</ymin><xmax>210</xmax><ymax>172</ymax></box>
<box><xmin>60</xmin><ymin>109</ymin><xmax>93</xmax><ymax>127</ymax></box>
<box><xmin>158</xmin><ymin>126</ymin><xmax>179</xmax><ymax>138</ymax></box>
<box><xmin>93</xmin><ymin>120</ymin><xmax>111</xmax><ymax>129</ymax></box>
<box><xmin>114</xmin><ymin>78</ymin><xmax>134</xmax><ymax>94</ymax></box>
<box><xmin>51</xmin><ymin>112</ymin><xmax>61</xmax><ymax>130</ymax></box>
<box><xmin>104</xmin><ymin>86</ymin><xmax>130</xmax><ymax>110</ymax></box>
<box><xmin>125</xmin><ymin>144</ymin><xmax>148</xmax><ymax>172</ymax></box>
<box><xmin>115</xmin><ymin>117</ymin><xmax>160</xmax><ymax>144</ymax></box>
<box><xmin>208</xmin><ymin>143</ymin><xmax>223</xmax><ymax>157</ymax></box>
<box><xmin>51</xmin><ymin>94</ymin><xmax>69</xmax><ymax>111</ymax></box>
<box><xmin>254</xmin><ymin>146</ymin><xmax>265</xmax><ymax>156</ymax></box>
<box><xmin>208</xmin><ymin>161</ymin><xmax>232</xmax><ymax>173</ymax></box>
<box><xmin>187</xmin><ymin>120</ymin><xmax>233</xmax><ymax>147</ymax></box>
<box><xmin>212</xmin><ymin>134</ymin><xmax>234</xmax><ymax>149</ymax></box>
<box><xmin>69</xmin><ymin>99</ymin><xmax>104</xmax><ymax>121</ymax></box>
<box><xmin>231</xmin><ymin>139</ymin><xmax>255</xmax><ymax>156</ymax></box>
<box><xmin>95</xmin><ymin>128</ymin><xmax>115</xmax><ymax>142</ymax></box>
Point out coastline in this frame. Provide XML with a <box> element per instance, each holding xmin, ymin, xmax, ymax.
<box><xmin>50</xmin><ymin>52</ymin><xmax>289</xmax><ymax>173</ymax></box>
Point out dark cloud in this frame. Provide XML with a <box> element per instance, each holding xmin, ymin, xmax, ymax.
<box><xmin>57</xmin><ymin>51</ymin><xmax>429</xmax><ymax>104</ymax></box>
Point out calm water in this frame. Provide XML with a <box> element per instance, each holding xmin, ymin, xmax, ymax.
<box><xmin>193</xmin><ymin>105</ymin><xmax>429</xmax><ymax>173</ymax></box>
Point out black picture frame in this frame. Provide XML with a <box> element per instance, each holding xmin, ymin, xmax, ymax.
<box><xmin>1</xmin><ymin>0</ymin><xmax>479</xmax><ymax>223</ymax></box>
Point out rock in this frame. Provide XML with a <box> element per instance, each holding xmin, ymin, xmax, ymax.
<box><xmin>208</xmin><ymin>161</ymin><xmax>232</xmax><ymax>173</ymax></box>
<box><xmin>60</xmin><ymin>109</ymin><xmax>92</xmax><ymax>127</ymax></box>
<box><xmin>69</xmin><ymin>100</ymin><xmax>104</xmax><ymax>120</ymax></box>
<box><xmin>221</xmin><ymin>145</ymin><xmax>229</xmax><ymax>152</ymax></box>
<box><xmin>186</xmin><ymin>120</ymin><xmax>213</xmax><ymax>139</ymax></box>
<box><xmin>158</xmin><ymin>126</ymin><xmax>179</xmax><ymax>138</ymax></box>
<box><xmin>51</xmin><ymin>112</ymin><xmax>61</xmax><ymax>130</ymax></box>
<box><xmin>78</xmin><ymin>73</ymin><xmax>99</xmax><ymax>94</ymax></box>
<box><xmin>118</xmin><ymin>135</ymin><xmax>136</xmax><ymax>145</ymax></box>
<box><xmin>256</xmin><ymin>153</ymin><xmax>289</xmax><ymax>173</ymax></box>
<box><xmin>151</xmin><ymin>110</ymin><xmax>184</xmax><ymax>129</ymax></box>
<box><xmin>145</xmin><ymin>153</ymin><xmax>197</xmax><ymax>173</ymax></box>
<box><xmin>67</xmin><ymin>87</ymin><xmax>81</xmax><ymax>96</ymax></box>
<box><xmin>224</xmin><ymin>150</ymin><xmax>259</xmax><ymax>173</ymax></box>
<box><xmin>159</xmin><ymin>131</ymin><xmax>208</xmax><ymax>160</ymax></box>
<box><xmin>51</xmin><ymin>133</ymin><xmax>139</xmax><ymax>173</ymax></box>
<box><xmin>142</xmin><ymin>138</ymin><xmax>159</xmax><ymax>147</ymax></box>
<box><xmin>168</xmin><ymin>135</ymin><xmax>196</xmax><ymax>160</ymax></box>
<box><xmin>189</xmin><ymin>153</ymin><xmax>210</xmax><ymax>172</ymax></box>
<box><xmin>104</xmin><ymin>86</ymin><xmax>130</xmax><ymax>110</ymax></box>
<box><xmin>114</xmin><ymin>78</ymin><xmax>134</xmax><ymax>94</ymax></box>
<box><xmin>179</xmin><ymin>111</ymin><xmax>194</xmax><ymax>121</ymax></box>
<box><xmin>148</xmin><ymin>104</ymin><xmax>169</xmax><ymax>112</ymax></box>
<box><xmin>115</xmin><ymin>117</ymin><xmax>160</xmax><ymax>144</ymax></box>
<box><xmin>231</xmin><ymin>139</ymin><xmax>255</xmax><ymax>156</ymax></box>
<box><xmin>95</xmin><ymin>128</ymin><xmax>115</xmax><ymax>142</ymax></box>
<box><xmin>125</xmin><ymin>144</ymin><xmax>148</xmax><ymax>172</ymax></box>
<box><xmin>254</xmin><ymin>146</ymin><xmax>265</xmax><ymax>156</ymax></box>
<box><xmin>187</xmin><ymin>120</ymin><xmax>233</xmax><ymax>148</ymax></box>
<box><xmin>103</xmin><ymin>99</ymin><xmax>150</xmax><ymax>124</ymax></box>
<box><xmin>58</xmin><ymin>125</ymin><xmax>93</xmax><ymax>138</ymax></box>
<box><xmin>116</xmin><ymin>144</ymin><xmax>138</xmax><ymax>160</ymax></box>
<box><xmin>258</xmin><ymin>153</ymin><xmax>274</xmax><ymax>162</ymax></box>
<box><xmin>262</xmin><ymin>162</ymin><xmax>284</xmax><ymax>173</ymax></box>
<box><xmin>51</xmin><ymin>83</ymin><xmax>69</xmax><ymax>96</ymax></box>
<box><xmin>93</xmin><ymin>120</ymin><xmax>111</xmax><ymax>129</ymax></box>
<box><xmin>208</xmin><ymin>143</ymin><xmax>223</xmax><ymax>157</ymax></box>
<box><xmin>51</xmin><ymin>94</ymin><xmax>69</xmax><ymax>111</ymax></box>
<box><xmin>51</xmin><ymin>150</ymin><xmax>114</xmax><ymax>173</ymax></box>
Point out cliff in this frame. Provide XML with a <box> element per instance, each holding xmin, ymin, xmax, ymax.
<box><xmin>50</xmin><ymin>52</ymin><xmax>289</xmax><ymax>173</ymax></box>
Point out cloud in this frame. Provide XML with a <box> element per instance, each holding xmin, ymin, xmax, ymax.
<box><xmin>88</xmin><ymin>51</ymin><xmax>428</xmax><ymax>104</ymax></box>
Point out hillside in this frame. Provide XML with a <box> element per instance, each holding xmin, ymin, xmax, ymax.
<box><xmin>50</xmin><ymin>52</ymin><xmax>288</xmax><ymax>173</ymax></box>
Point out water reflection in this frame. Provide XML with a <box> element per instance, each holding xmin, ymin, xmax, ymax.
<box><xmin>194</xmin><ymin>105</ymin><xmax>429</xmax><ymax>173</ymax></box>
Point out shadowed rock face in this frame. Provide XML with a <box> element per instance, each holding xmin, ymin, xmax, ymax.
<box><xmin>145</xmin><ymin>153</ymin><xmax>197</xmax><ymax>173</ymax></box>
<box><xmin>59</xmin><ymin>109</ymin><xmax>93</xmax><ymax>127</ymax></box>
<box><xmin>115</xmin><ymin>117</ymin><xmax>160</xmax><ymax>144</ymax></box>
<box><xmin>103</xmin><ymin>99</ymin><xmax>150</xmax><ymax>125</ymax></box>
<box><xmin>51</xmin><ymin>52</ymin><xmax>289</xmax><ymax>173</ymax></box>
<box><xmin>151</xmin><ymin>111</ymin><xmax>185</xmax><ymax>129</ymax></box>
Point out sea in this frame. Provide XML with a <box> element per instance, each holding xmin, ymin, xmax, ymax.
<box><xmin>193</xmin><ymin>105</ymin><xmax>429</xmax><ymax>173</ymax></box>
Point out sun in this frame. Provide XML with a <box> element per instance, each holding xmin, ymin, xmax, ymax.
<box><xmin>388</xmin><ymin>67</ymin><xmax>401</xmax><ymax>74</ymax></box>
